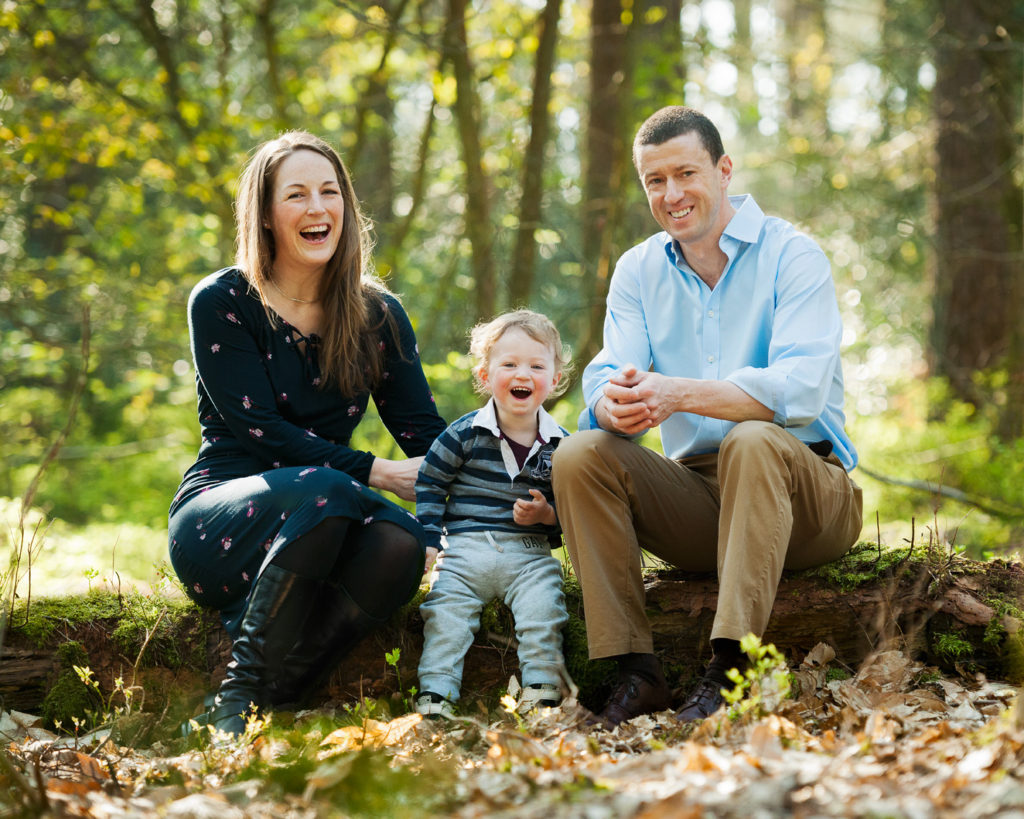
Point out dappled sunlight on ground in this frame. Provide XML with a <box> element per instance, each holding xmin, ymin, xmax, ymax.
<box><xmin>3</xmin><ymin>647</ymin><xmax>1022</xmax><ymax>817</ymax></box>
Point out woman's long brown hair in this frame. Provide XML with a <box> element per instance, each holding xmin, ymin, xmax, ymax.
<box><xmin>234</xmin><ymin>131</ymin><xmax>395</xmax><ymax>394</ymax></box>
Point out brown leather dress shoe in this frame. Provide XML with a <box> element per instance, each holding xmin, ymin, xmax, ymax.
<box><xmin>674</xmin><ymin>675</ymin><xmax>728</xmax><ymax>722</ymax></box>
<box><xmin>593</xmin><ymin>672</ymin><xmax>672</xmax><ymax>728</ymax></box>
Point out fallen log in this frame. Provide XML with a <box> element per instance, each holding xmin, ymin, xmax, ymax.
<box><xmin>2</xmin><ymin>545</ymin><xmax>1021</xmax><ymax>721</ymax></box>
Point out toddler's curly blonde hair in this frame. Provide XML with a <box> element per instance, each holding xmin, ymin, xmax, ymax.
<box><xmin>468</xmin><ymin>309</ymin><xmax>572</xmax><ymax>398</ymax></box>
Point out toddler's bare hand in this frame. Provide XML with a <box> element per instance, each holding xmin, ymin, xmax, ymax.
<box><xmin>513</xmin><ymin>489</ymin><xmax>557</xmax><ymax>527</ymax></box>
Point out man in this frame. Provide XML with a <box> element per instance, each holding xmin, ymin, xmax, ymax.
<box><xmin>551</xmin><ymin>106</ymin><xmax>862</xmax><ymax>727</ymax></box>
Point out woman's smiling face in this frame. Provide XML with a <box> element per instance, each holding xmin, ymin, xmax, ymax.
<box><xmin>267</xmin><ymin>149</ymin><xmax>344</xmax><ymax>277</ymax></box>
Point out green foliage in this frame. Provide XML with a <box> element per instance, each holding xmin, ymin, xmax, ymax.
<box><xmin>1</xmin><ymin>503</ymin><xmax>173</xmax><ymax>597</ymax></box>
<box><xmin>825</xmin><ymin>667</ymin><xmax>852</xmax><ymax>683</ymax></box>
<box><xmin>932</xmin><ymin>631</ymin><xmax>973</xmax><ymax>665</ymax></box>
<box><xmin>40</xmin><ymin>641</ymin><xmax>101</xmax><ymax>732</ymax></box>
<box><xmin>302</xmin><ymin>749</ymin><xmax>454</xmax><ymax>816</ymax></box>
<box><xmin>385</xmin><ymin>646</ymin><xmax>418</xmax><ymax>712</ymax></box>
<box><xmin>852</xmin><ymin>378</ymin><xmax>1024</xmax><ymax>558</ymax></box>
<box><xmin>213</xmin><ymin>713</ymin><xmax>458</xmax><ymax>815</ymax></box>
<box><xmin>721</xmin><ymin>635</ymin><xmax>792</xmax><ymax>722</ymax></box>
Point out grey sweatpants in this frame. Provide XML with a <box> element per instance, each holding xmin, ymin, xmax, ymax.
<box><xmin>417</xmin><ymin>530</ymin><xmax>569</xmax><ymax>702</ymax></box>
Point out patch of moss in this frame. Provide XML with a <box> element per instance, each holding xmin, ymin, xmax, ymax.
<box><xmin>797</xmin><ymin>540</ymin><xmax>938</xmax><ymax>591</ymax></box>
<box><xmin>825</xmin><ymin>667</ymin><xmax>851</xmax><ymax>683</ymax></box>
<box><xmin>479</xmin><ymin>599</ymin><xmax>515</xmax><ymax>638</ymax></box>
<box><xmin>984</xmin><ymin>596</ymin><xmax>1024</xmax><ymax>682</ymax></box>
<box><xmin>11</xmin><ymin>590</ymin><xmax>121</xmax><ymax>647</ymax></box>
<box><xmin>560</xmin><ymin>576</ymin><xmax>616</xmax><ymax>708</ymax></box>
<box><xmin>914</xmin><ymin>669</ymin><xmax>943</xmax><ymax>685</ymax></box>
<box><xmin>985</xmin><ymin>596</ymin><xmax>1024</xmax><ymax>640</ymax></box>
<box><xmin>9</xmin><ymin>588</ymin><xmax>210</xmax><ymax>670</ymax></box>
<box><xmin>111</xmin><ymin>591</ymin><xmax>207</xmax><ymax>669</ymax></box>
<box><xmin>40</xmin><ymin>641</ymin><xmax>101</xmax><ymax>731</ymax></box>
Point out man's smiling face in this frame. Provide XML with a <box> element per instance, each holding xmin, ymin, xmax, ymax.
<box><xmin>636</xmin><ymin>131</ymin><xmax>733</xmax><ymax>250</ymax></box>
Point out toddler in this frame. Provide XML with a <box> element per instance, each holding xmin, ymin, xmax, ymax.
<box><xmin>415</xmin><ymin>310</ymin><xmax>571</xmax><ymax>718</ymax></box>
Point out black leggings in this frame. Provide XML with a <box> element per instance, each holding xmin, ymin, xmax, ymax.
<box><xmin>271</xmin><ymin>517</ymin><xmax>424</xmax><ymax>619</ymax></box>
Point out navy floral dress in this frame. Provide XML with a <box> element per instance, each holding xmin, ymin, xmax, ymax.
<box><xmin>168</xmin><ymin>267</ymin><xmax>446</xmax><ymax>635</ymax></box>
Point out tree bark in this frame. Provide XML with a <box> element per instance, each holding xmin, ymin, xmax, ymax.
<box><xmin>255</xmin><ymin>0</ymin><xmax>288</xmax><ymax>128</ymax></box>
<box><xmin>732</xmin><ymin>0</ymin><xmax>759</xmax><ymax>133</ymax></box>
<box><xmin>508</xmin><ymin>0</ymin><xmax>562</xmax><ymax>308</ymax></box>
<box><xmin>379</xmin><ymin>97</ymin><xmax>438</xmax><ymax>289</ymax></box>
<box><xmin>930</xmin><ymin>0</ymin><xmax>1022</xmax><ymax>425</ymax></box>
<box><xmin>577</xmin><ymin>0</ymin><xmax>630</xmax><ymax>376</ymax></box>
<box><xmin>347</xmin><ymin>0</ymin><xmax>411</xmax><ymax>256</ymax></box>
<box><xmin>442</xmin><ymin>0</ymin><xmax>495</xmax><ymax>321</ymax></box>
<box><xmin>780</xmin><ymin>0</ymin><xmax>830</xmax><ymax>131</ymax></box>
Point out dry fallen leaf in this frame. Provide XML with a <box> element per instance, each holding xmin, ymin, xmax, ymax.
<box><xmin>319</xmin><ymin>712</ymin><xmax>423</xmax><ymax>756</ymax></box>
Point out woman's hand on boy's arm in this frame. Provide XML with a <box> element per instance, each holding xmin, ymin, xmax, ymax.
<box><xmin>369</xmin><ymin>455</ymin><xmax>424</xmax><ymax>501</ymax></box>
<box><xmin>513</xmin><ymin>489</ymin><xmax>557</xmax><ymax>527</ymax></box>
<box><xmin>422</xmin><ymin>546</ymin><xmax>439</xmax><ymax>579</ymax></box>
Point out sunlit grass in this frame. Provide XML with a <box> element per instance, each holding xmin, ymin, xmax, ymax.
<box><xmin>3</xmin><ymin>499</ymin><xmax>171</xmax><ymax>597</ymax></box>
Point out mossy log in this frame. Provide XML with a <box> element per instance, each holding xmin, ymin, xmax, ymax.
<box><xmin>2</xmin><ymin>545</ymin><xmax>1022</xmax><ymax>719</ymax></box>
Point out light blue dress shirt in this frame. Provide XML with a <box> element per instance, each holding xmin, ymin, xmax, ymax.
<box><xmin>581</xmin><ymin>194</ymin><xmax>857</xmax><ymax>472</ymax></box>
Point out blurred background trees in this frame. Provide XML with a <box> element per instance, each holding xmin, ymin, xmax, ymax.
<box><xmin>1</xmin><ymin>0</ymin><xmax>1021</xmax><ymax>582</ymax></box>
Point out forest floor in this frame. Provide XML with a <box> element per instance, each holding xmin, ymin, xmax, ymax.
<box><xmin>2</xmin><ymin>646</ymin><xmax>1023</xmax><ymax>818</ymax></box>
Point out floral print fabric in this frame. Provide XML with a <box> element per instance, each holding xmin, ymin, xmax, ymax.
<box><xmin>168</xmin><ymin>267</ymin><xmax>445</xmax><ymax>633</ymax></box>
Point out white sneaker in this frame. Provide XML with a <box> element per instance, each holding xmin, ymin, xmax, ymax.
<box><xmin>517</xmin><ymin>683</ymin><xmax>561</xmax><ymax>713</ymax></box>
<box><xmin>416</xmin><ymin>691</ymin><xmax>455</xmax><ymax>719</ymax></box>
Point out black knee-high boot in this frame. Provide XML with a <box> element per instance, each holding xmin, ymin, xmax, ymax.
<box><xmin>265</xmin><ymin>581</ymin><xmax>383</xmax><ymax>707</ymax></box>
<box><xmin>209</xmin><ymin>564</ymin><xmax>316</xmax><ymax>735</ymax></box>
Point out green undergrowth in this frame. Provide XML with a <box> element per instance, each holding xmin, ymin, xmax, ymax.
<box><xmin>983</xmin><ymin>597</ymin><xmax>1024</xmax><ymax>682</ymax></box>
<box><xmin>561</xmin><ymin>575</ymin><xmax>617</xmax><ymax>710</ymax></box>
<box><xmin>39</xmin><ymin>641</ymin><xmax>101</xmax><ymax>731</ymax></box>
<box><xmin>932</xmin><ymin>631</ymin><xmax>974</xmax><ymax>666</ymax></box>
<box><xmin>234</xmin><ymin>727</ymin><xmax>456</xmax><ymax>816</ymax></box>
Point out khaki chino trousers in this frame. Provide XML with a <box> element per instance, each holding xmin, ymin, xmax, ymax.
<box><xmin>551</xmin><ymin>420</ymin><xmax>863</xmax><ymax>659</ymax></box>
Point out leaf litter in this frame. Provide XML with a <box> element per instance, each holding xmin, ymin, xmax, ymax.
<box><xmin>2</xmin><ymin>646</ymin><xmax>1022</xmax><ymax>818</ymax></box>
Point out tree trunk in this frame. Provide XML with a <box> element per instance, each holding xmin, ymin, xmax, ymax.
<box><xmin>572</xmin><ymin>0</ymin><xmax>687</xmax><ymax>388</ymax></box>
<box><xmin>732</xmin><ymin>0</ymin><xmax>758</xmax><ymax>132</ymax></box>
<box><xmin>347</xmin><ymin>0</ymin><xmax>411</xmax><ymax>264</ymax></box>
<box><xmin>442</xmin><ymin>0</ymin><xmax>495</xmax><ymax>321</ymax></box>
<box><xmin>930</xmin><ymin>0</ymin><xmax>1021</xmax><ymax>423</ymax></box>
<box><xmin>576</xmin><ymin>0</ymin><xmax>630</xmax><ymax>375</ymax></box>
<box><xmin>379</xmin><ymin>97</ymin><xmax>438</xmax><ymax>288</ymax></box>
<box><xmin>508</xmin><ymin>0</ymin><xmax>562</xmax><ymax>308</ymax></box>
<box><xmin>780</xmin><ymin>0</ymin><xmax>830</xmax><ymax>131</ymax></box>
<box><xmin>623</xmin><ymin>0</ymin><xmax>684</xmax><ymax>243</ymax></box>
<box><xmin>255</xmin><ymin>0</ymin><xmax>288</xmax><ymax>128</ymax></box>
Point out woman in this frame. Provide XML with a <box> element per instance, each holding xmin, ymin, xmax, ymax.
<box><xmin>168</xmin><ymin>131</ymin><xmax>446</xmax><ymax>735</ymax></box>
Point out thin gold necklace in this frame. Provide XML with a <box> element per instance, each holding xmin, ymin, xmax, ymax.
<box><xmin>268</xmin><ymin>276</ymin><xmax>318</xmax><ymax>304</ymax></box>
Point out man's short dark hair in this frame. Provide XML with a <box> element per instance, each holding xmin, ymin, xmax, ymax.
<box><xmin>633</xmin><ymin>106</ymin><xmax>725</xmax><ymax>168</ymax></box>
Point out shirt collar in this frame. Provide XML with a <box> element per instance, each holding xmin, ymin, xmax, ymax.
<box><xmin>473</xmin><ymin>396</ymin><xmax>566</xmax><ymax>443</ymax></box>
<box><xmin>663</xmin><ymin>193</ymin><xmax>765</xmax><ymax>264</ymax></box>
